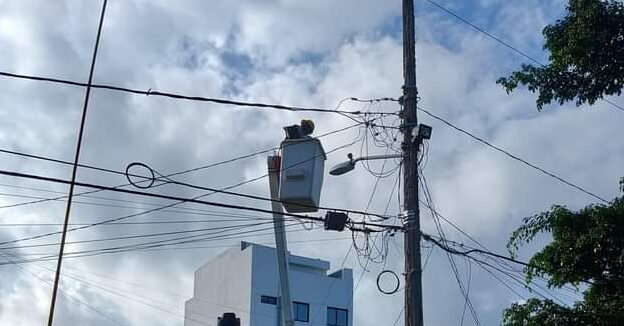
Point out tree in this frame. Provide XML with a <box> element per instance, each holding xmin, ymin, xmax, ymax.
<box><xmin>497</xmin><ymin>0</ymin><xmax>624</xmax><ymax>110</ymax></box>
<box><xmin>502</xmin><ymin>178</ymin><xmax>624</xmax><ymax>325</ymax></box>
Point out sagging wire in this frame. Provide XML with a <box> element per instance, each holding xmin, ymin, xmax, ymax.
<box><xmin>419</xmin><ymin>167</ymin><xmax>482</xmax><ymax>326</ymax></box>
<box><xmin>423</xmin><ymin>233</ymin><xmax>584</xmax><ymax>306</ymax></box>
<box><xmin>351</xmin><ymin>150</ymin><xmax>400</xmax><ymax>269</ymax></box>
<box><xmin>330</xmin><ymin>96</ymin><xmax>405</xmax><ymax>293</ymax></box>
<box><xmin>359</xmin><ymin>113</ymin><xmax>402</xmax><ymax>179</ymax></box>
<box><xmin>122</xmin><ymin>161</ymin><xmax>394</xmax><ymax>222</ymax></box>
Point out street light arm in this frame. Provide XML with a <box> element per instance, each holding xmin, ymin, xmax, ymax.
<box><xmin>329</xmin><ymin>153</ymin><xmax>402</xmax><ymax>176</ymax></box>
<box><xmin>352</xmin><ymin>154</ymin><xmax>402</xmax><ymax>163</ymax></box>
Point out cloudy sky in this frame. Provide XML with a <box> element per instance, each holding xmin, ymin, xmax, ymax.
<box><xmin>0</xmin><ymin>0</ymin><xmax>623</xmax><ymax>325</ymax></box>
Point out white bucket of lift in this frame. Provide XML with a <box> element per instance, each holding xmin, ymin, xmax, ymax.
<box><xmin>278</xmin><ymin>138</ymin><xmax>326</xmax><ymax>213</ymax></box>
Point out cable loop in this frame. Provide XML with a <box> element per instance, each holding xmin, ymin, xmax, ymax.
<box><xmin>125</xmin><ymin>162</ymin><xmax>157</xmax><ymax>189</ymax></box>
<box><xmin>377</xmin><ymin>270</ymin><xmax>401</xmax><ymax>295</ymax></box>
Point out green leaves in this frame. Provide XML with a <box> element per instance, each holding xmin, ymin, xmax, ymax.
<box><xmin>497</xmin><ymin>0</ymin><xmax>624</xmax><ymax>110</ymax></box>
<box><xmin>503</xmin><ymin>299</ymin><xmax>593</xmax><ymax>326</ymax></box>
<box><xmin>502</xmin><ymin>178</ymin><xmax>624</xmax><ymax>325</ymax></box>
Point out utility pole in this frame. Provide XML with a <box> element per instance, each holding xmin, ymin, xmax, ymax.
<box><xmin>401</xmin><ymin>0</ymin><xmax>424</xmax><ymax>325</ymax></box>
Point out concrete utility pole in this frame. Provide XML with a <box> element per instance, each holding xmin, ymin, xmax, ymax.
<box><xmin>401</xmin><ymin>0</ymin><xmax>424</xmax><ymax>326</ymax></box>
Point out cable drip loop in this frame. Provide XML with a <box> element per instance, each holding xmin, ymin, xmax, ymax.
<box><xmin>376</xmin><ymin>270</ymin><xmax>400</xmax><ymax>295</ymax></box>
<box><xmin>125</xmin><ymin>162</ymin><xmax>157</xmax><ymax>189</ymax></box>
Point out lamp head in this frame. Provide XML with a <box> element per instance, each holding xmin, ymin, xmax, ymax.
<box><xmin>329</xmin><ymin>153</ymin><xmax>355</xmax><ymax>176</ymax></box>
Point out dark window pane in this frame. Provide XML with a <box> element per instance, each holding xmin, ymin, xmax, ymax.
<box><xmin>327</xmin><ymin>307</ymin><xmax>337</xmax><ymax>324</ymax></box>
<box><xmin>293</xmin><ymin>302</ymin><xmax>309</xmax><ymax>322</ymax></box>
<box><xmin>337</xmin><ymin>309</ymin><xmax>347</xmax><ymax>326</ymax></box>
<box><xmin>260</xmin><ymin>295</ymin><xmax>277</xmax><ymax>305</ymax></box>
<box><xmin>327</xmin><ymin>307</ymin><xmax>347</xmax><ymax>326</ymax></box>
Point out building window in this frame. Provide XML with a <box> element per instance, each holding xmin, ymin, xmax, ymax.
<box><xmin>293</xmin><ymin>302</ymin><xmax>309</xmax><ymax>322</ymax></box>
<box><xmin>260</xmin><ymin>295</ymin><xmax>277</xmax><ymax>305</ymax></box>
<box><xmin>327</xmin><ymin>307</ymin><xmax>348</xmax><ymax>326</ymax></box>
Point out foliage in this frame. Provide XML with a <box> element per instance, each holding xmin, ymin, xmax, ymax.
<box><xmin>502</xmin><ymin>178</ymin><xmax>624</xmax><ymax>325</ymax></box>
<box><xmin>503</xmin><ymin>299</ymin><xmax>593</xmax><ymax>326</ymax></box>
<box><xmin>497</xmin><ymin>0</ymin><xmax>624</xmax><ymax>110</ymax></box>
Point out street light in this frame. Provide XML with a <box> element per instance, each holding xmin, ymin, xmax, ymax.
<box><xmin>329</xmin><ymin>153</ymin><xmax>402</xmax><ymax>176</ymax></box>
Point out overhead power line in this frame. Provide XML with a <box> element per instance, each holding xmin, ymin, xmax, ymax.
<box><xmin>421</xmin><ymin>232</ymin><xmax>595</xmax><ymax>285</ymax></box>
<box><xmin>8</xmin><ymin>251</ymin><xmax>213</xmax><ymax>326</ymax></box>
<box><xmin>417</xmin><ymin>105</ymin><xmax>610</xmax><ymax>203</ymax></box>
<box><xmin>3</xmin><ymin>222</ymin><xmax>303</xmax><ymax>266</ymax></box>
<box><xmin>0</xmin><ymin>188</ymin><xmax>279</xmax><ymax>220</ymax></box>
<box><xmin>0</xmin><ymin>120</ymin><xmax>361</xmax><ymax>211</ymax></box>
<box><xmin>417</xmin><ymin>191</ymin><xmax>585</xmax><ymax>304</ymax></box>
<box><xmin>0</xmin><ymin>168</ymin><xmax>402</xmax><ymax>232</ymax></box>
<box><xmin>17</xmin><ymin>236</ymin><xmax>351</xmax><ymax>257</ymax></box>
<box><xmin>0</xmin><ymin>71</ymin><xmax>395</xmax><ymax>115</ymax></box>
<box><xmin>140</xmin><ymin>162</ymin><xmax>395</xmax><ymax>221</ymax></box>
<box><xmin>424</xmin><ymin>0</ymin><xmax>624</xmax><ymax>113</ymax></box>
<box><xmin>46</xmin><ymin>1</ymin><xmax>108</xmax><ymax>324</ymax></box>
<box><xmin>0</xmin><ymin>221</ymin><xmax>273</xmax><ymax>251</ymax></box>
<box><xmin>0</xmin><ymin>151</ymin><xmax>394</xmax><ymax>220</ymax></box>
<box><xmin>0</xmin><ymin>125</ymin><xmax>366</xmax><ymax>249</ymax></box>
<box><xmin>0</xmin><ymin>254</ymin><xmax>125</xmax><ymax>326</ymax></box>
<box><xmin>349</xmin><ymin>97</ymin><xmax>610</xmax><ymax>203</ymax></box>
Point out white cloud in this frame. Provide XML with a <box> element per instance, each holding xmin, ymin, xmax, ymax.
<box><xmin>0</xmin><ymin>0</ymin><xmax>622</xmax><ymax>325</ymax></box>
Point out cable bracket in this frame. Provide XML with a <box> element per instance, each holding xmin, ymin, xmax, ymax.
<box><xmin>401</xmin><ymin>210</ymin><xmax>417</xmax><ymax>228</ymax></box>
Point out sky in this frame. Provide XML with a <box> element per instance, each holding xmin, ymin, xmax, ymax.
<box><xmin>0</xmin><ymin>0</ymin><xmax>623</xmax><ymax>325</ymax></box>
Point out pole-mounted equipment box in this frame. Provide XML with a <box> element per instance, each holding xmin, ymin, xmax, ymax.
<box><xmin>278</xmin><ymin>137</ymin><xmax>326</xmax><ymax>213</ymax></box>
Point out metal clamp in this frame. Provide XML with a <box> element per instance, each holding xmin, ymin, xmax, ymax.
<box><xmin>401</xmin><ymin>210</ymin><xmax>417</xmax><ymax>227</ymax></box>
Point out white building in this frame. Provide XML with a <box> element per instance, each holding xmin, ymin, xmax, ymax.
<box><xmin>184</xmin><ymin>241</ymin><xmax>353</xmax><ymax>326</ymax></box>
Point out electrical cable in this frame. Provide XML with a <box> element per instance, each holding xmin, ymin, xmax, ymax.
<box><xmin>125</xmin><ymin>161</ymin><xmax>395</xmax><ymax>221</ymax></box>
<box><xmin>48</xmin><ymin>263</ymin><xmax>213</xmax><ymax>325</ymax></box>
<box><xmin>15</xmin><ymin>236</ymin><xmax>351</xmax><ymax>258</ymax></box>
<box><xmin>460</xmin><ymin>260</ymin><xmax>472</xmax><ymax>326</ymax></box>
<box><xmin>392</xmin><ymin>307</ymin><xmax>405</xmax><ymax>326</ymax></box>
<box><xmin>376</xmin><ymin>269</ymin><xmax>400</xmax><ymax>295</ymax></box>
<box><xmin>50</xmin><ymin>236</ymin><xmax>351</xmax><ymax>256</ymax></box>
<box><xmin>46</xmin><ymin>1</ymin><xmax>107</xmax><ymax>324</ymax></box>
<box><xmin>0</xmin><ymin>146</ymin><xmax>276</xmax><ymax>209</ymax></box>
<box><xmin>0</xmin><ymin>191</ymin><xmax>274</xmax><ymax>219</ymax></box>
<box><xmin>467</xmin><ymin>254</ymin><xmax>570</xmax><ymax>306</ymax></box>
<box><xmin>2</xmin><ymin>249</ymin><xmax>227</xmax><ymax>325</ymax></box>
<box><xmin>417</xmin><ymin>105</ymin><xmax>610</xmax><ymax>204</ymax></box>
<box><xmin>0</xmin><ymin>254</ymin><xmax>125</xmax><ymax>326</ymax></box>
<box><xmin>0</xmin><ymin>119</ymin><xmax>358</xmax><ymax>211</ymax></box>
<box><xmin>428</xmin><ymin>233</ymin><xmax>573</xmax><ymax>308</ymax></box>
<box><xmin>417</xmin><ymin>195</ymin><xmax>585</xmax><ymax>301</ymax></box>
<box><xmin>412</xmin><ymin>128</ymin><xmax>584</xmax><ymax>308</ymax></box>
<box><xmin>306</xmin><ymin>128</ymin><xmax>400</xmax><ymax>323</ymax></box>
<box><xmin>342</xmin><ymin>97</ymin><xmax>611</xmax><ymax>204</ymax></box>
<box><xmin>308</xmin><ymin>244</ymin><xmax>354</xmax><ymax>324</ymax></box>
<box><xmin>424</xmin><ymin>0</ymin><xmax>624</xmax><ymax>113</ymax></box>
<box><xmin>57</xmin><ymin>256</ymin><xmax>320</xmax><ymax>323</ymax></box>
<box><xmin>1</xmin><ymin>222</ymin><xmax>302</xmax><ymax>266</ymax></box>
<box><xmin>0</xmin><ymin>123</ymin><xmax>381</xmax><ymax>248</ymax></box>
<box><xmin>351</xmin><ymin>146</ymin><xmax>397</xmax><ymax>267</ymax></box>
<box><xmin>0</xmin><ymin>71</ymin><xmax>396</xmax><ymax>116</ymax></box>
<box><xmin>0</xmin><ymin>187</ymin><xmax>279</xmax><ymax>221</ymax></box>
<box><xmin>471</xmin><ymin>258</ymin><xmax>526</xmax><ymax>300</ymax></box>
<box><xmin>421</xmin><ymin>232</ymin><xmax>594</xmax><ymax>285</ymax></box>
<box><xmin>0</xmin><ymin>221</ymin><xmax>273</xmax><ymax>251</ymax></box>
<box><xmin>0</xmin><ymin>170</ymin><xmax>398</xmax><ymax>232</ymax></box>
<box><xmin>0</xmin><ymin>120</ymin><xmax>365</xmax><ymax>219</ymax></box>
<box><xmin>419</xmin><ymin>170</ymin><xmax>482</xmax><ymax>326</ymax></box>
